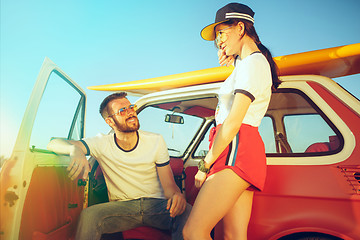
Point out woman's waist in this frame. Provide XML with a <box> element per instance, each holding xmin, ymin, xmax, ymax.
<box><xmin>210</xmin><ymin>123</ymin><xmax>259</xmax><ymax>141</ymax></box>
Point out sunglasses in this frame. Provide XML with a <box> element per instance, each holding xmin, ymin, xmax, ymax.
<box><xmin>215</xmin><ymin>25</ymin><xmax>233</xmax><ymax>47</ymax></box>
<box><xmin>108</xmin><ymin>104</ymin><xmax>137</xmax><ymax>118</ymax></box>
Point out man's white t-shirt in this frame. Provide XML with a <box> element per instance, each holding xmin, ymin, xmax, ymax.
<box><xmin>215</xmin><ymin>53</ymin><xmax>272</xmax><ymax>127</ymax></box>
<box><xmin>83</xmin><ymin>130</ymin><xmax>169</xmax><ymax>201</ymax></box>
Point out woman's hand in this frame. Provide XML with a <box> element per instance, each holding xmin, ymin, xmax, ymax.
<box><xmin>218</xmin><ymin>49</ymin><xmax>235</xmax><ymax>67</ymax></box>
<box><xmin>194</xmin><ymin>170</ymin><xmax>207</xmax><ymax>188</ymax></box>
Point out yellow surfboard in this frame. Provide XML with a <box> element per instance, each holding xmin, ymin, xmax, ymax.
<box><xmin>88</xmin><ymin>43</ymin><xmax>360</xmax><ymax>95</ymax></box>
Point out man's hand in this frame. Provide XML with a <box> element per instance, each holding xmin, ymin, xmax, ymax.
<box><xmin>194</xmin><ymin>170</ymin><xmax>207</xmax><ymax>189</ymax></box>
<box><xmin>166</xmin><ymin>192</ymin><xmax>187</xmax><ymax>218</ymax></box>
<box><xmin>67</xmin><ymin>145</ymin><xmax>91</xmax><ymax>180</ymax></box>
<box><xmin>47</xmin><ymin>138</ymin><xmax>90</xmax><ymax>181</ymax></box>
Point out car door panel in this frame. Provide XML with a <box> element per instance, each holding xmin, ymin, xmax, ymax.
<box><xmin>0</xmin><ymin>57</ymin><xmax>86</xmax><ymax>240</ymax></box>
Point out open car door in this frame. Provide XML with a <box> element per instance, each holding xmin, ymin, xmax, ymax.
<box><xmin>0</xmin><ymin>57</ymin><xmax>86</xmax><ymax>240</ymax></box>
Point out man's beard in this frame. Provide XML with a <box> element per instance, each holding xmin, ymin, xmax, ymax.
<box><xmin>114</xmin><ymin>116</ymin><xmax>140</xmax><ymax>132</ymax></box>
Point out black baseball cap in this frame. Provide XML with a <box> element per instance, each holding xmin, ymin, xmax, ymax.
<box><xmin>201</xmin><ymin>3</ymin><xmax>255</xmax><ymax>41</ymax></box>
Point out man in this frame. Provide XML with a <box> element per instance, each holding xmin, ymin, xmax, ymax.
<box><xmin>47</xmin><ymin>92</ymin><xmax>191</xmax><ymax>240</ymax></box>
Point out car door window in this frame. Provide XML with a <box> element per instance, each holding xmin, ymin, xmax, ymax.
<box><xmin>193</xmin><ymin>122</ymin><xmax>214</xmax><ymax>157</ymax></box>
<box><xmin>259</xmin><ymin>116</ymin><xmax>276</xmax><ymax>153</ymax></box>
<box><xmin>284</xmin><ymin>114</ymin><xmax>338</xmax><ymax>153</ymax></box>
<box><xmin>29</xmin><ymin>71</ymin><xmax>85</xmax><ymax>151</ymax></box>
<box><xmin>268</xmin><ymin>89</ymin><xmax>342</xmax><ymax>155</ymax></box>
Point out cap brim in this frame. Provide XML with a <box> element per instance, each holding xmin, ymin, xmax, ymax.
<box><xmin>200</xmin><ymin>20</ymin><xmax>227</xmax><ymax>41</ymax></box>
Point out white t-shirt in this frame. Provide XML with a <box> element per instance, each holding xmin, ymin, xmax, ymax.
<box><xmin>215</xmin><ymin>53</ymin><xmax>272</xmax><ymax>127</ymax></box>
<box><xmin>83</xmin><ymin>130</ymin><xmax>169</xmax><ymax>201</ymax></box>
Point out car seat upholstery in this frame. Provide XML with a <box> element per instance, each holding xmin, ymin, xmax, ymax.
<box><xmin>305</xmin><ymin>142</ymin><xmax>330</xmax><ymax>153</ymax></box>
<box><xmin>305</xmin><ymin>135</ymin><xmax>340</xmax><ymax>153</ymax></box>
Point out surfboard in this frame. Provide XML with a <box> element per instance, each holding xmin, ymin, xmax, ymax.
<box><xmin>87</xmin><ymin>43</ymin><xmax>360</xmax><ymax>95</ymax></box>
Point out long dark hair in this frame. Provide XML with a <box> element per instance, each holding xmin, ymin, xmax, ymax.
<box><xmin>225</xmin><ymin>19</ymin><xmax>281</xmax><ymax>90</ymax></box>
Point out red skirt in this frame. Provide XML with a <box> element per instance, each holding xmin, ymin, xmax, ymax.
<box><xmin>207</xmin><ymin>124</ymin><xmax>267</xmax><ymax>191</ymax></box>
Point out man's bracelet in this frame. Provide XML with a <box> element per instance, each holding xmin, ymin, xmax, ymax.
<box><xmin>198</xmin><ymin>159</ymin><xmax>210</xmax><ymax>174</ymax></box>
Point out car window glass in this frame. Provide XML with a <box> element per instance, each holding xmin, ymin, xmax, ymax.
<box><xmin>259</xmin><ymin>116</ymin><xmax>276</xmax><ymax>153</ymax></box>
<box><xmin>193</xmin><ymin>122</ymin><xmax>214</xmax><ymax>157</ymax></box>
<box><xmin>29</xmin><ymin>71</ymin><xmax>84</xmax><ymax>151</ymax></box>
<box><xmin>138</xmin><ymin>104</ymin><xmax>204</xmax><ymax>157</ymax></box>
<box><xmin>284</xmin><ymin>114</ymin><xmax>338</xmax><ymax>153</ymax></box>
<box><xmin>268</xmin><ymin>90</ymin><xmax>342</xmax><ymax>155</ymax></box>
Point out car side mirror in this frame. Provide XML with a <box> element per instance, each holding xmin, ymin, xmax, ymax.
<box><xmin>165</xmin><ymin>114</ymin><xmax>184</xmax><ymax>124</ymax></box>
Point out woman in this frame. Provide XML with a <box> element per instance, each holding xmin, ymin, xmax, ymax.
<box><xmin>183</xmin><ymin>3</ymin><xmax>280</xmax><ymax>240</ymax></box>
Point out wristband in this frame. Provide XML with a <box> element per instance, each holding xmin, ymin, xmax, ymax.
<box><xmin>198</xmin><ymin>159</ymin><xmax>210</xmax><ymax>174</ymax></box>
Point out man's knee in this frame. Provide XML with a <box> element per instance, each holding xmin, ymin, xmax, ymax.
<box><xmin>81</xmin><ymin>205</ymin><xmax>97</xmax><ymax>217</ymax></box>
<box><xmin>78</xmin><ymin>204</ymin><xmax>103</xmax><ymax>226</ymax></box>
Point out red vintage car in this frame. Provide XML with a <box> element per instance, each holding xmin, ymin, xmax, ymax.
<box><xmin>1</xmin><ymin>43</ymin><xmax>359</xmax><ymax>240</ymax></box>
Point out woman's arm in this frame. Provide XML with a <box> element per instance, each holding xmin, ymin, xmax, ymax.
<box><xmin>195</xmin><ymin>93</ymin><xmax>252</xmax><ymax>188</ymax></box>
<box><xmin>205</xmin><ymin>93</ymin><xmax>251</xmax><ymax>167</ymax></box>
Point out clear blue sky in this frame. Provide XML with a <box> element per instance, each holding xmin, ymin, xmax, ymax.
<box><xmin>1</xmin><ymin>0</ymin><xmax>359</xmax><ymax>158</ymax></box>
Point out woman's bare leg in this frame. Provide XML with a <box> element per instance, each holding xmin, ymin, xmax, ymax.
<box><xmin>183</xmin><ymin>169</ymin><xmax>250</xmax><ymax>240</ymax></box>
<box><xmin>223</xmin><ymin>190</ymin><xmax>254</xmax><ymax>240</ymax></box>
